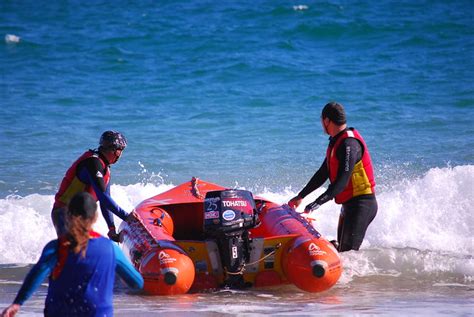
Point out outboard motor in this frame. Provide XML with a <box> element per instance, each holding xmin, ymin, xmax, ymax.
<box><xmin>203</xmin><ymin>189</ymin><xmax>259</xmax><ymax>288</ymax></box>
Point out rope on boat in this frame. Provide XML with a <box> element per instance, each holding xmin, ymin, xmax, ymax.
<box><xmin>224</xmin><ymin>242</ymin><xmax>282</xmax><ymax>275</ymax></box>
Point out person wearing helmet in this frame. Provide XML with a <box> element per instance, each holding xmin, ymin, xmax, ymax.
<box><xmin>51</xmin><ymin>131</ymin><xmax>130</xmax><ymax>242</ymax></box>
<box><xmin>288</xmin><ymin>102</ymin><xmax>378</xmax><ymax>252</ymax></box>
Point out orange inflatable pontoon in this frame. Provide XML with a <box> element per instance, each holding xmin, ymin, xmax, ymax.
<box><xmin>118</xmin><ymin>178</ymin><xmax>342</xmax><ymax>295</ymax></box>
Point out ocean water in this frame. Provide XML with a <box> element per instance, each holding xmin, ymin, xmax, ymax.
<box><xmin>1</xmin><ymin>0</ymin><xmax>473</xmax><ymax>316</ymax></box>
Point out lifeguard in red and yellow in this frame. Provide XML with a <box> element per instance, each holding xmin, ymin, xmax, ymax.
<box><xmin>52</xmin><ymin>131</ymin><xmax>130</xmax><ymax>241</ymax></box>
<box><xmin>289</xmin><ymin>102</ymin><xmax>378</xmax><ymax>252</ymax></box>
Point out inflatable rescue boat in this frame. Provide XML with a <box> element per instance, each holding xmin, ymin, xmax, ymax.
<box><xmin>118</xmin><ymin>178</ymin><xmax>342</xmax><ymax>295</ymax></box>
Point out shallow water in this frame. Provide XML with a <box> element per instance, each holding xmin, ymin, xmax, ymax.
<box><xmin>1</xmin><ymin>250</ymin><xmax>472</xmax><ymax>317</ymax></box>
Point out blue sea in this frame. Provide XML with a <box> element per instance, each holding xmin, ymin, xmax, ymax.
<box><xmin>1</xmin><ymin>1</ymin><xmax>473</xmax><ymax>316</ymax></box>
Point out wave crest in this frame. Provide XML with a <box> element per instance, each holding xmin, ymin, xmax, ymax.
<box><xmin>0</xmin><ymin>165</ymin><xmax>472</xmax><ymax>282</ymax></box>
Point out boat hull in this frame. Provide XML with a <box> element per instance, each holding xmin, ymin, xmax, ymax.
<box><xmin>119</xmin><ymin>179</ymin><xmax>342</xmax><ymax>295</ymax></box>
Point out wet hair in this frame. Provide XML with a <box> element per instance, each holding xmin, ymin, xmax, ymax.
<box><xmin>66</xmin><ymin>192</ymin><xmax>97</xmax><ymax>256</ymax></box>
<box><xmin>321</xmin><ymin>102</ymin><xmax>347</xmax><ymax>125</ymax></box>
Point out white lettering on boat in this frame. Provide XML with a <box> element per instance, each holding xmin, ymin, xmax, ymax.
<box><xmin>222</xmin><ymin>200</ymin><xmax>248</xmax><ymax>207</ymax></box>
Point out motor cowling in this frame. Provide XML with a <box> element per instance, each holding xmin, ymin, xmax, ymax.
<box><xmin>203</xmin><ymin>189</ymin><xmax>259</xmax><ymax>288</ymax></box>
<box><xmin>203</xmin><ymin>189</ymin><xmax>258</xmax><ymax>236</ymax></box>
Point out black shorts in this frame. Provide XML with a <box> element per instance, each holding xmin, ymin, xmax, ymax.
<box><xmin>337</xmin><ymin>194</ymin><xmax>377</xmax><ymax>252</ymax></box>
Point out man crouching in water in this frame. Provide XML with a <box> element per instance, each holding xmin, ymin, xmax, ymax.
<box><xmin>51</xmin><ymin>130</ymin><xmax>131</xmax><ymax>241</ymax></box>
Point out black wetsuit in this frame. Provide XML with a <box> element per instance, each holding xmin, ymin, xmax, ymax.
<box><xmin>298</xmin><ymin>130</ymin><xmax>377</xmax><ymax>251</ymax></box>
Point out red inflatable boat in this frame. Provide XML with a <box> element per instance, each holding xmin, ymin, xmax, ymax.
<box><xmin>118</xmin><ymin>178</ymin><xmax>342</xmax><ymax>295</ymax></box>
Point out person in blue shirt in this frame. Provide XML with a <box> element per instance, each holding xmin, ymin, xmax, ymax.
<box><xmin>1</xmin><ymin>192</ymin><xmax>144</xmax><ymax>317</ymax></box>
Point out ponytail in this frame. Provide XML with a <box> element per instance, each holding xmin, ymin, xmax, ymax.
<box><xmin>66</xmin><ymin>215</ymin><xmax>94</xmax><ymax>257</ymax></box>
<box><xmin>66</xmin><ymin>192</ymin><xmax>98</xmax><ymax>257</ymax></box>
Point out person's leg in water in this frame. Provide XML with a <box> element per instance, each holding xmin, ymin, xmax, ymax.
<box><xmin>337</xmin><ymin>196</ymin><xmax>378</xmax><ymax>252</ymax></box>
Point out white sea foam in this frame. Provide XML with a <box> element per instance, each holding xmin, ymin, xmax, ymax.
<box><xmin>5</xmin><ymin>34</ymin><xmax>20</xmax><ymax>43</ymax></box>
<box><xmin>293</xmin><ymin>5</ymin><xmax>309</xmax><ymax>11</ymax></box>
<box><xmin>0</xmin><ymin>183</ymin><xmax>175</xmax><ymax>264</ymax></box>
<box><xmin>0</xmin><ymin>166</ymin><xmax>472</xmax><ymax>283</ymax></box>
